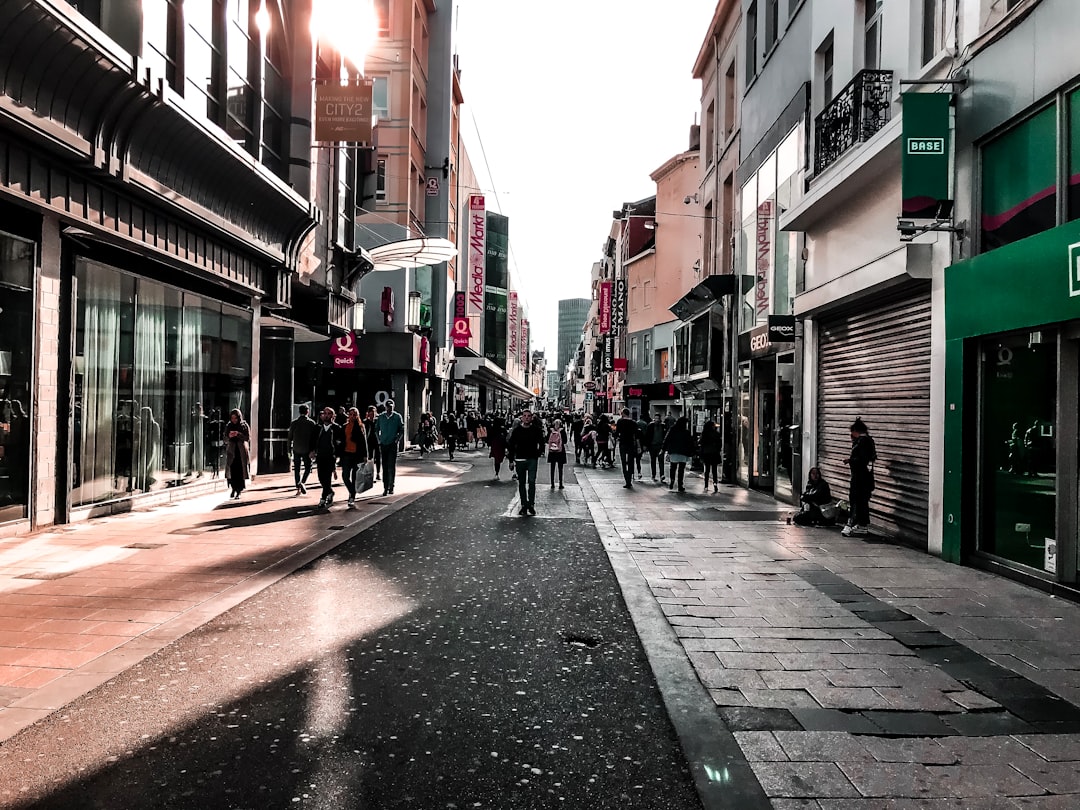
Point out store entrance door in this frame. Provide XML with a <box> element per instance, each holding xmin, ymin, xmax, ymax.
<box><xmin>752</xmin><ymin>357</ymin><xmax>775</xmax><ymax>490</ymax></box>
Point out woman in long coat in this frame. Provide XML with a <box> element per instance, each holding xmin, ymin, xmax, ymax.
<box><xmin>224</xmin><ymin>408</ymin><xmax>251</xmax><ymax>499</ymax></box>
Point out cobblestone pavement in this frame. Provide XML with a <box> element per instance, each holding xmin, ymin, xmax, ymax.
<box><xmin>578</xmin><ymin>464</ymin><xmax>1080</xmax><ymax>809</ymax></box>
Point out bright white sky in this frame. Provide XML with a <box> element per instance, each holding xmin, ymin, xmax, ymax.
<box><xmin>454</xmin><ymin>0</ymin><xmax>716</xmax><ymax>359</ymax></box>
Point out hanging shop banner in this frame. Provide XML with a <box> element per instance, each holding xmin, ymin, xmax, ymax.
<box><xmin>755</xmin><ymin>200</ymin><xmax>773</xmax><ymax>320</ymax></box>
<box><xmin>602</xmin><ymin>335</ymin><xmax>615</xmax><ymax>372</ymax></box>
<box><xmin>466</xmin><ymin>195</ymin><xmax>487</xmax><ymax>318</ymax></box>
<box><xmin>901</xmin><ymin>92</ymin><xmax>951</xmax><ymax>218</ymax></box>
<box><xmin>599</xmin><ymin>281</ymin><xmax>613</xmax><ymax>334</ymax></box>
<box><xmin>521</xmin><ymin>318</ymin><xmax>529</xmax><ymax>368</ymax></box>
<box><xmin>508</xmin><ymin>292</ymin><xmax>519</xmax><ymax>363</ymax></box>
<box><xmin>314</xmin><ymin>81</ymin><xmax>373</xmax><ymax>144</ymax></box>
<box><xmin>330</xmin><ymin>330</ymin><xmax>360</xmax><ymax>368</ymax></box>
<box><xmin>612</xmin><ymin>279</ymin><xmax>628</xmax><ymax>334</ymax></box>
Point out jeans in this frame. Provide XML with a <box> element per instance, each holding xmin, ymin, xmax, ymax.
<box><xmin>549</xmin><ymin>460</ymin><xmax>564</xmax><ymax>486</ymax></box>
<box><xmin>341</xmin><ymin>453</ymin><xmax>361</xmax><ymax>499</ymax></box>
<box><xmin>669</xmin><ymin>462</ymin><xmax>686</xmax><ymax>490</ymax></box>
<box><xmin>293</xmin><ymin>452</ymin><xmax>312</xmax><ymax>487</ymax></box>
<box><xmin>620</xmin><ymin>450</ymin><xmax>635</xmax><ymax>485</ymax></box>
<box><xmin>316</xmin><ymin>460</ymin><xmax>335</xmax><ymax>499</ymax></box>
<box><xmin>648</xmin><ymin>449</ymin><xmax>664</xmax><ymax>478</ymax></box>
<box><xmin>515</xmin><ymin>457</ymin><xmax>538</xmax><ymax>508</ymax></box>
<box><xmin>381</xmin><ymin>444</ymin><xmax>398</xmax><ymax>492</ymax></box>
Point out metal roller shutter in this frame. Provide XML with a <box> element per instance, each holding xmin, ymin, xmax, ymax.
<box><xmin>816</xmin><ymin>284</ymin><xmax>932</xmax><ymax>544</ymax></box>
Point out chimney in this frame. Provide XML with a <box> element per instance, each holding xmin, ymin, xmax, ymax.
<box><xmin>689</xmin><ymin>123</ymin><xmax>701</xmax><ymax>151</ymax></box>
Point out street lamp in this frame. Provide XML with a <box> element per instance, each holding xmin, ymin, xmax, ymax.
<box><xmin>406</xmin><ymin>290</ymin><xmax>422</xmax><ymax>332</ymax></box>
<box><xmin>350</xmin><ymin>297</ymin><xmax>366</xmax><ymax>334</ymax></box>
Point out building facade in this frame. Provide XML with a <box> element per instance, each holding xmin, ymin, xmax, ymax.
<box><xmin>556</xmin><ymin>298</ymin><xmax>590</xmax><ymax>402</ymax></box>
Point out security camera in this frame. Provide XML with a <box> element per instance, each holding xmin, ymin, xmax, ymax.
<box><xmin>683</xmin><ymin>196</ymin><xmax>692</xmax><ymax>205</ymax></box>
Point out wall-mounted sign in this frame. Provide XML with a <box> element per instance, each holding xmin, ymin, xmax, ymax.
<box><xmin>452</xmin><ymin>317</ymin><xmax>472</xmax><ymax>348</ymax></box>
<box><xmin>901</xmin><ymin>92</ymin><xmax>951</xmax><ymax>218</ymax></box>
<box><xmin>755</xmin><ymin>201</ymin><xmax>773</xmax><ymax>318</ymax></box>
<box><xmin>330</xmin><ymin>331</ymin><xmax>360</xmax><ymax>368</ymax></box>
<box><xmin>767</xmin><ymin>315</ymin><xmax>796</xmax><ymax>344</ymax></box>
<box><xmin>602</xmin><ymin>335</ymin><xmax>615</xmax><ymax>372</ymax></box>
<box><xmin>612</xmin><ymin>278</ymin><xmax>627</xmax><ymax>333</ymax></box>
<box><xmin>598</xmin><ymin>281</ymin><xmax>613</xmax><ymax>334</ymax></box>
<box><xmin>314</xmin><ymin>81</ymin><xmax>373</xmax><ymax>144</ymax></box>
<box><xmin>508</xmin><ymin>292</ymin><xmax>519</xmax><ymax>363</ymax></box>
<box><xmin>425</xmin><ymin>177</ymin><xmax>440</xmax><ymax>197</ymax></box>
<box><xmin>466</xmin><ymin>195</ymin><xmax>486</xmax><ymax>318</ymax></box>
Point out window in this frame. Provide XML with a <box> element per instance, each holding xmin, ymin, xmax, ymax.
<box><xmin>820</xmin><ymin>39</ymin><xmax>834</xmax><ymax>105</ymax></box>
<box><xmin>186</xmin><ymin>0</ymin><xmax>226</xmax><ymax>124</ymax></box>
<box><xmin>259</xmin><ymin>0</ymin><xmax>288</xmax><ymax>176</ymax></box>
<box><xmin>765</xmin><ymin>0</ymin><xmax>779</xmax><ymax>52</ymax></box>
<box><xmin>982</xmin><ymin>105</ymin><xmax>1057</xmax><ymax>250</ymax></box>
<box><xmin>374</xmin><ymin>0</ymin><xmax>390</xmax><ymax>36</ymax></box>
<box><xmin>703</xmin><ymin>201</ymin><xmax>714</xmax><ymax>276</ymax></box>
<box><xmin>1069</xmin><ymin>87</ymin><xmax>1080</xmax><ymax>222</ymax></box>
<box><xmin>144</xmin><ymin>0</ymin><xmax>182</xmax><ymax>89</ymax></box>
<box><xmin>745</xmin><ymin>2</ymin><xmax>758</xmax><ymax>82</ymax></box>
<box><xmin>643</xmin><ymin>280</ymin><xmax>653</xmax><ymax>308</ymax></box>
<box><xmin>864</xmin><ymin>0</ymin><xmax>883</xmax><ymax>70</ymax></box>
<box><xmin>921</xmin><ymin>0</ymin><xmax>947</xmax><ymax>65</ymax></box>
<box><xmin>630</xmin><ymin>337</ymin><xmax>639</xmax><ymax>369</ymax></box>
<box><xmin>643</xmin><ymin>333</ymin><xmax>652</xmax><ymax>369</ymax></box>
<box><xmin>376</xmin><ymin>157</ymin><xmax>387</xmax><ymax>203</ymax></box>
<box><xmin>226</xmin><ymin>0</ymin><xmax>255</xmax><ymax>151</ymax></box>
<box><xmin>372</xmin><ymin>76</ymin><xmax>390</xmax><ymax>121</ymax></box>
<box><xmin>705</xmin><ymin>103</ymin><xmax>715</xmax><ymax>167</ymax></box>
<box><xmin>723</xmin><ymin>62</ymin><xmax>736</xmax><ymax>137</ymax></box>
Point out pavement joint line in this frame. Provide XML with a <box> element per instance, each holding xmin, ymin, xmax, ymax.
<box><xmin>577</xmin><ymin>467</ymin><xmax>773</xmax><ymax>810</ymax></box>
<box><xmin>0</xmin><ymin>465</ymin><xmax>466</xmax><ymax>744</ymax></box>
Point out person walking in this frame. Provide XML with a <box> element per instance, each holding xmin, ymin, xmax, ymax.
<box><xmin>841</xmin><ymin>417</ymin><xmax>878</xmax><ymax>536</ymax></box>
<box><xmin>698</xmin><ymin>418</ymin><xmax>723</xmax><ymax>493</ymax></box>
<box><xmin>547</xmin><ymin>418</ymin><xmax>568</xmax><ymax>489</ymax></box>
<box><xmin>440</xmin><ymin>412</ymin><xmax>458</xmax><ymax>460</ymax></box>
<box><xmin>340</xmin><ymin>407</ymin><xmax>368</xmax><ymax>508</ymax></box>
<box><xmin>595</xmin><ymin>414</ymin><xmax>613</xmax><ymax>469</ymax></box>
<box><xmin>570</xmin><ymin>413</ymin><xmax>585</xmax><ymax>464</ymax></box>
<box><xmin>643</xmin><ymin>413</ymin><xmax>666</xmax><ymax>483</ymax></box>
<box><xmin>288</xmin><ymin>404</ymin><xmax>318</xmax><ymax>496</ymax></box>
<box><xmin>487</xmin><ymin>415</ymin><xmax>508</xmax><ymax>478</ymax></box>
<box><xmin>376</xmin><ymin>400</ymin><xmax>405</xmax><ymax>495</ymax></box>
<box><xmin>634</xmin><ymin>411</ymin><xmax>649</xmax><ymax>480</ymax></box>
<box><xmin>314</xmin><ymin>406</ymin><xmax>343</xmax><ymax>508</ymax></box>
<box><xmin>224</xmin><ymin>408</ymin><xmax>251</xmax><ymax>499</ymax></box>
<box><xmin>615</xmin><ymin>408</ymin><xmax>640</xmax><ymax>488</ymax></box>
<box><xmin>507</xmin><ymin>408</ymin><xmax>545</xmax><ymax>516</ymax></box>
<box><xmin>661</xmin><ymin>415</ymin><xmax>695</xmax><ymax>493</ymax></box>
<box><xmin>363</xmin><ymin>405</ymin><xmax>381</xmax><ymax>482</ymax></box>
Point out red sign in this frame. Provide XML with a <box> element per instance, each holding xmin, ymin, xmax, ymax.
<box><xmin>613</xmin><ymin>357</ymin><xmax>628</xmax><ymax>372</ymax></box>
<box><xmin>330</xmin><ymin>331</ymin><xmax>360</xmax><ymax>368</ymax></box>
<box><xmin>627</xmin><ymin>387</ymin><xmax>643</xmax><ymax>396</ymax></box>
<box><xmin>598</xmin><ymin>282</ymin><xmax>612</xmax><ymax>334</ymax></box>
<box><xmin>452</xmin><ymin>317</ymin><xmax>472</xmax><ymax>348</ymax></box>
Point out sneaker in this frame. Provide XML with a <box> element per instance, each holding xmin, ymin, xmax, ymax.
<box><xmin>840</xmin><ymin>524</ymin><xmax>854</xmax><ymax>537</ymax></box>
<box><xmin>388</xmin><ymin>488</ymin><xmax>394</xmax><ymax>495</ymax></box>
<box><xmin>326</xmin><ymin>492</ymin><xmax>334</xmax><ymax>506</ymax></box>
<box><xmin>347</xmin><ymin>498</ymin><xmax>355</xmax><ymax>509</ymax></box>
<box><xmin>852</xmin><ymin>525</ymin><xmax>870</xmax><ymax>535</ymax></box>
<box><xmin>381</xmin><ymin>489</ymin><xmax>389</xmax><ymax>496</ymax></box>
<box><xmin>317</xmin><ymin>497</ymin><xmax>327</xmax><ymax>509</ymax></box>
<box><xmin>558</xmin><ymin>483</ymin><xmax>564</xmax><ymax>490</ymax></box>
<box><xmin>527</xmin><ymin>505</ymin><xmax>536</xmax><ymax>516</ymax></box>
<box><xmin>519</xmin><ymin>506</ymin><xmax>528</xmax><ymax>516</ymax></box>
<box><xmin>299</xmin><ymin>482</ymin><xmax>307</xmax><ymax>495</ymax></box>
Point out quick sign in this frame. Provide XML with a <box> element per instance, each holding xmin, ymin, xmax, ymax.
<box><xmin>1070</xmin><ymin>241</ymin><xmax>1080</xmax><ymax>298</ymax></box>
<box><xmin>901</xmin><ymin>92</ymin><xmax>951</xmax><ymax>218</ymax></box>
<box><xmin>330</xmin><ymin>331</ymin><xmax>360</xmax><ymax>368</ymax></box>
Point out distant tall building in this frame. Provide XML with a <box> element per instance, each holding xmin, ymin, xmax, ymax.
<box><xmin>558</xmin><ymin>298</ymin><xmax>591</xmax><ymax>377</ymax></box>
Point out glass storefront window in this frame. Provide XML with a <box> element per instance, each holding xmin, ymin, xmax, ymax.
<box><xmin>739</xmin><ymin>174</ymin><xmax>758</xmax><ymax>333</ymax></box>
<box><xmin>73</xmin><ymin>260</ymin><xmax>252</xmax><ymax>507</ymax></box>
<box><xmin>978</xmin><ymin>331</ymin><xmax>1057</xmax><ymax>569</ymax></box>
<box><xmin>737</xmin><ymin>362</ymin><xmax>751</xmax><ymax>484</ymax></box>
<box><xmin>981</xmin><ymin>105</ymin><xmax>1058</xmax><ymax>250</ymax></box>
<box><xmin>0</xmin><ymin>233</ymin><xmax>34</xmax><ymax>523</ymax></box>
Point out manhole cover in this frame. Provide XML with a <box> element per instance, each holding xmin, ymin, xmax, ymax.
<box><xmin>124</xmin><ymin>542</ymin><xmax>167</xmax><ymax>549</ymax></box>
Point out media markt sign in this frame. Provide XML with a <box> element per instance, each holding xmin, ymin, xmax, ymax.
<box><xmin>1070</xmin><ymin>241</ymin><xmax>1080</xmax><ymax>297</ymax></box>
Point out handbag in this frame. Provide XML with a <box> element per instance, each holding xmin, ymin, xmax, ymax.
<box><xmin>356</xmin><ymin>460</ymin><xmax>375</xmax><ymax>494</ymax></box>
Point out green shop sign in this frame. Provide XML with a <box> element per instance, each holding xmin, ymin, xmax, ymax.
<box><xmin>901</xmin><ymin>92</ymin><xmax>951</xmax><ymax>218</ymax></box>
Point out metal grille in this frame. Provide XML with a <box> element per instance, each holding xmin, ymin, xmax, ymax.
<box><xmin>816</xmin><ymin>285</ymin><xmax>932</xmax><ymax>544</ymax></box>
<box><xmin>814</xmin><ymin>69</ymin><xmax>894</xmax><ymax>175</ymax></box>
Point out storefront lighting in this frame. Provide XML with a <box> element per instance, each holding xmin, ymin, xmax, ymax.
<box><xmin>406</xmin><ymin>291</ymin><xmax>422</xmax><ymax>332</ymax></box>
<box><xmin>349</xmin><ymin>298</ymin><xmax>366</xmax><ymax>334</ymax></box>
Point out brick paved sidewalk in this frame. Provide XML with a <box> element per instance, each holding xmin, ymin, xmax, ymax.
<box><xmin>579</xmin><ymin>463</ymin><xmax>1080</xmax><ymax>808</ymax></box>
<box><xmin>0</xmin><ymin>456</ymin><xmax>467</xmax><ymax>742</ymax></box>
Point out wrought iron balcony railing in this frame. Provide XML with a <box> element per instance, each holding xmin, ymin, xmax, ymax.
<box><xmin>814</xmin><ymin>69</ymin><xmax>894</xmax><ymax>176</ymax></box>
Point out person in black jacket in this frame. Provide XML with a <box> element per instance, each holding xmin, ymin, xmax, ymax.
<box><xmin>313</xmin><ymin>406</ymin><xmax>344</xmax><ymax>508</ymax></box>
<box><xmin>643</xmin><ymin>413</ymin><xmax>667</xmax><ymax>483</ymax></box>
<box><xmin>841</xmin><ymin>418</ymin><xmax>878</xmax><ymax>536</ymax></box>
<box><xmin>793</xmin><ymin>467</ymin><xmax>835</xmax><ymax>526</ymax></box>
<box><xmin>506</xmin><ymin>408</ymin><xmax>545</xmax><ymax>516</ymax></box>
<box><xmin>698</xmin><ymin>418</ymin><xmax>723</xmax><ymax>493</ymax></box>
<box><xmin>661</xmin><ymin>415</ymin><xmax>695</xmax><ymax>492</ymax></box>
<box><xmin>615</xmin><ymin>408</ymin><xmax>640</xmax><ymax>488</ymax></box>
<box><xmin>288</xmin><ymin>404</ymin><xmax>318</xmax><ymax>496</ymax></box>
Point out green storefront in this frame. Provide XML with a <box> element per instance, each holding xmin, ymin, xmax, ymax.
<box><xmin>944</xmin><ymin>220</ymin><xmax>1080</xmax><ymax>591</ymax></box>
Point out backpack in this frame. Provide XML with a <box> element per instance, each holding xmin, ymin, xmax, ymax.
<box><xmin>548</xmin><ymin>429</ymin><xmax>564</xmax><ymax>454</ymax></box>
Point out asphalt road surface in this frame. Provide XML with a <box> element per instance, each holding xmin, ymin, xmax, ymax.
<box><xmin>0</xmin><ymin>462</ymin><xmax>703</xmax><ymax>809</ymax></box>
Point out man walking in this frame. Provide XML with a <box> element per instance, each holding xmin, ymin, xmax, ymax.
<box><xmin>376</xmin><ymin>399</ymin><xmax>405</xmax><ymax>495</ymax></box>
<box><xmin>314</xmin><ymin>406</ymin><xmax>343</xmax><ymax>508</ymax></box>
<box><xmin>615</xmin><ymin>407</ymin><xmax>641</xmax><ymax>488</ymax></box>
<box><xmin>288</xmin><ymin>404</ymin><xmax>318</xmax><ymax>495</ymax></box>
<box><xmin>506</xmin><ymin>408</ymin><xmax>545</xmax><ymax>516</ymax></box>
<box><xmin>644</xmin><ymin>412</ymin><xmax>666</xmax><ymax>483</ymax></box>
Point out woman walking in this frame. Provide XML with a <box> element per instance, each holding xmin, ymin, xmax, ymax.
<box><xmin>698</xmin><ymin>418</ymin><xmax>722</xmax><ymax>493</ymax></box>
<box><xmin>547</xmin><ymin>418</ymin><xmax>568</xmax><ymax>489</ymax></box>
<box><xmin>661</xmin><ymin>415</ymin><xmax>695</xmax><ymax>493</ymax></box>
<box><xmin>224</xmin><ymin>408</ymin><xmax>251</xmax><ymax>499</ymax></box>
<box><xmin>341</xmin><ymin>407</ymin><xmax>368</xmax><ymax>508</ymax></box>
<box><xmin>363</xmin><ymin>405</ymin><xmax>381</xmax><ymax>482</ymax></box>
<box><xmin>488</xmin><ymin>416</ymin><xmax>508</xmax><ymax>478</ymax></box>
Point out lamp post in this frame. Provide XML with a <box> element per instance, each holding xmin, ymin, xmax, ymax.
<box><xmin>350</xmin><ymin>297</ymin><xmax>366</xmax><ymax>334</ymax></box>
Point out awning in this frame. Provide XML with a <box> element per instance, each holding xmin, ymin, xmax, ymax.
<box><xmin>368</xmin><ymin>237</ymin><xmax>458</xmax><ymax>271</ymax></box>
<box><xmin>455</xmin><ymin>356</ymin><xmax>533</xmax><ymax>400</ymax></box>
<box><xmin>260</xmin><ymin>313</ymin><xmax>331</xmax><ymax>343</ymax></box>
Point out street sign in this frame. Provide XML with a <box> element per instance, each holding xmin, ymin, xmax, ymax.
<box><xmin>425</xmin><ymin>177</ymin><xmax>440</xmax><ymax>197</ymax></box>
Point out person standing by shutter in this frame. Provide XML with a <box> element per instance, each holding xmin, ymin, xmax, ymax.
<box><xmin>841</xmin><ymin>417</ymin><xmax>878</xmax><ymax>536</ymax></box>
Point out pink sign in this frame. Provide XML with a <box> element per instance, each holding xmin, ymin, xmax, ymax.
<box><xmin>598</xmin><ymin>282</ymin><xmax>612</xmax><ymax>334</ymax></box>
<box><xmin>452</xmin><ymin>316</ymin><xmax>472</xmax><ymax>348</ymax></box>
<box><xmin>330</xmin><ymin>331</ymin><xmax>360</xmax><ymax>368</ymax></box>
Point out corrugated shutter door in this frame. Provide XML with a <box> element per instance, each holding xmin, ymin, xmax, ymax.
<box><xmin>816</xmin><ymin>284</ymin><xmax>932</xmax><ymax>544</ymax></box>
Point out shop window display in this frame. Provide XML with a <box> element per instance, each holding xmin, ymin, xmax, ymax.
<box><xmin>72</xmin><ymin>259</ymin><xmax>252</xmax><ymax>507</ymax></box>
<box><xmin>0</xmin><ymin>233</ymin><xmax>34</xmax><ymax>523</ymax></box>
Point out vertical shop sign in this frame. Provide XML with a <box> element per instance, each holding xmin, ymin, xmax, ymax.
<box><xmin>755</xmin><ymin>200</ymin><xmax>773</xmax><ymax>318</ymax></box>
<box><xmin>466</xmin><ymin>195</ymin><xmax>486</xmax><ymax>317</ymax></box>
<box><xmin>901</xmin><ymin>92</ymin><xmax>952</xmax><ymax>218</ymax></box>
<box><xmin>521</xmin><ymin>318</ymin><xmax>529</xmax><ymax>368</ymax></box>
<box><xmin>508</xmin><ymin>292</ymin><xmax>519</xmax><ymax>363</ymax></box>
<box><xmin>599</xmin><ymin>281</ymin><xmax>613</xmax><ymax>334</ymax></box>
<box><xmin>602</xmin><ymin>335</ymin><xmax>615</xmax><ymax>372</ymax></box>
<box><xmin>613</xmin><ymin>279</ymin><xmax>627</xmax><ymax>334</ymax></box>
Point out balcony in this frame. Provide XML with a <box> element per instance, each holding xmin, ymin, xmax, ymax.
<box><xmin>814</xmin><ymin>70</ymin><xmax>893</xmax><ymax>176</ymax></box>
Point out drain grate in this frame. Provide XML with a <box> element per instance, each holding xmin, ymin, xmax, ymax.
<box><xmin>17</xmin><ymin>571</ymin><xmax>73</xmax><ymax>580</ymax></box>
<box><xmin>124</xmin><ymin>542</ymin><xmax>167</xmax><ymax>550</ymax></box>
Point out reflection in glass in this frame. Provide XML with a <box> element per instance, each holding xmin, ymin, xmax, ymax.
<box><xmin>0</xmin><ymin>233</ymin><xmax>34</xmax><ymax>522</ymax></box>
<box><xmin>979</xmin><ymin>331</ymin><xmax>1057</xmax><ymax>569</ymax></box>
